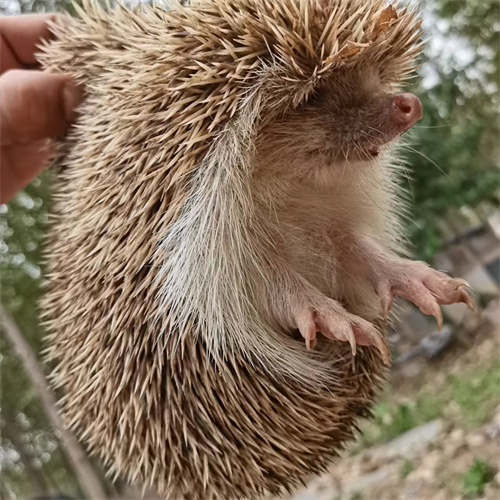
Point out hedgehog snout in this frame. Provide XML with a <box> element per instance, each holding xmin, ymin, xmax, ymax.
<box><xmin>365</xmin><ymin>92</ymin><xmax>423</xmax><ymax>155</ymax></box>
<box><xmin>392</xmin><ymin>93</ymin><xmax>423</xmax><ymax>134</ymax></box>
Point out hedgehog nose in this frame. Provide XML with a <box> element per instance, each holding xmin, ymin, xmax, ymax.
<box><xmin>393</xmin><ymin>93</ymin><xmax>423</xmax><ymax>130</ymax></box>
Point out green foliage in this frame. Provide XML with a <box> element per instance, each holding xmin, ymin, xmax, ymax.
<box><xmin>437</xmin><ymin>0</ymin><xmax>500</xmax><ymax>66</ymax></box>
<box><xmin>399</xmin><ymin>459</ymin><xmax>415</xmax><ymax>479</ymax></box>
<box><xmin>1</xmin><ymin>175</ymin><xmax>50</xmax><ymax>347</ymax></box>
<box><xmin>360</xmin><ymin>358</ymin><xmax>500</xmax><ymax>447</ymax></box>
<box><xmin>361</xmin><ymin>397</ymin><xmax>440</xmax><ymax>447</ymax></box>
<box><xmin>0</xmin><ymin>0</ymin><xmax>90</xmax><ymax>15</ymax></box>
<box><xmin>379</xmin><ymin>403</ymin><xmax>416</xmax><ymax>438</ymax></box>
<box><xmin>403</xmin><ymin>0</ymin><xmax>500</xmax><ymax>259</ymax></box>
<box><xmin>1</xmin><ymin>175</ymin><xmax>83</xmax><ymax>498</ymax></box>
<box><xmin>461</xmin><ymin>459</ymin><xmax>495</xmax><ymax>498</ymax></box>
<box><xmin>347</xmin><ymin>493</ymin><xmax>364</xmax><ymax>500</ymax></box>
<box><xmin>447</xmin><ymin>359</ymin><xmax>500</xmax><ymax>428</ymax></box>
<box><xmin>404</xmin><ymin>78</ymin><xmax>500</xmax><ymax>259</ymax></box>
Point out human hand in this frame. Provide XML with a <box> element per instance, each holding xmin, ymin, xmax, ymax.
<box><xmin>0</xmin><ymin>14</ymin><xmax>83</xmax><ymax>204</ymax></box>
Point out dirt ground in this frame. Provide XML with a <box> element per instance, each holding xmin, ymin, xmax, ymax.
<box><xmin>287</xmin><ymin>301</ymin><xmax>500</xmax><ymax>500</ymax></box>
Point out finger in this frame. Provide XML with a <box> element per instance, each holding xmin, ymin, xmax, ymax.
<box><xmin>0</xmin><ymin>14</ymin><xmax>57</xmax><ymax>72</ymax></box>
<box><xmin>0</xmin><ymin>69</ymin><xmax>82</xmax><ymax>145</ymax></box>
<box><xmin>1</xmin><ymin>30</ymin><xmax>19</xmax><ymax>73</ymax></box>
<box><xmin>1</xmin><ymin>139</ymin><xmax>52</xmax><ymax>204</ymax></box>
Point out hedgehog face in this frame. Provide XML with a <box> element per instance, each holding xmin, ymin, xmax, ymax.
<box><xmin>305</xmin><ymin>77</ymin><xmax>422</xmax><ymax>161</ymax></box>
<box><xmin>255</xmin><ymin>67</ymin><xmax>422</xmax><ymax>181</ymax></box>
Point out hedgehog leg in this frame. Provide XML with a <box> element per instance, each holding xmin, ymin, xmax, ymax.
<box><xmin>294</xmin><ymin>300</ymin><xmax>391</xmax><ymax>364</ymax></box>
<box><xmin>377</xmin><ymin>261</ymin><xmax>475</xmax><ymax>328</ymax></box>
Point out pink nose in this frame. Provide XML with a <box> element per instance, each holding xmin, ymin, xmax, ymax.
<box><xmin>393</xmin><ymin>93</ymin><xmax>423</xmax><ymax>129</ymax></box>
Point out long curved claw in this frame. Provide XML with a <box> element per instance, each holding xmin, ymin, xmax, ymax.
<box><xmin>352</xmin><ymin>323</ymin><xmax>391</xmax><ymax>365</ymax></box>
<box><xmin>411</xmin><ymin>292</ymin><xmax>443</xmax><ymax>330</ymax></box>
<box><xmin>377</xmin><ymin>282</ymin><xmax>393</xmax><ymax>321</ymax></box>
<box><xmin>308</xmin><ymin>337</ymin><xmax>318</xmax><ymax>350</ymax></box>
<box><xmin>399</xmin><ymin>280</ymin><xmax>444</xmax><ymax>331</ymax></box>
<box><xmin>297</xmin><ymin>312</ymin><xmax>317</xmax><ymax>350</ymax></box>
<box><xmin>383</xmin><ymin>295</ymin><xmax>393</xmax><ymax>321</ymax></box>
<box><xmin>451</xmin><ymin>279</ymin><xmax>476</xmax><ymax>311</ymax></box>
<box><xmin>459</xmin><ymin>286</ymin><xmax>476</xmax><ymax>312</ymax></box>
<box><xmin>429</xmin><ymin>300</ymin><xmax>443</xmax><ymax>331</ymax></box>
<box><xmin>346</xmin><ymin>326</ymin><xmax>357</xmax><ymax>357</ymax></box>
<box><xmin>454</xmin><ymin>278</ymin><xmax>471</xmax><ymax>288</ymax></box>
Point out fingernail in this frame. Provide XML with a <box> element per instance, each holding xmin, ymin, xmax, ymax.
<box><xmin>63</xmin><ymin>80</ymin><xmax>83</xmax><ymax>122</ymax></box>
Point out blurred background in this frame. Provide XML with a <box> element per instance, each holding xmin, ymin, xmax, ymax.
<box><xmin>0</xmin><ymin>0</ymin><xmax>499</xmax><ymax>499</ymax></box>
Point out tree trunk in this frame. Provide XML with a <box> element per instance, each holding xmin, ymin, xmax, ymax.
<box><xmin>1</xmin><ymin>408</ymin><xmax>50</xmax><ymax>497</ymax></box>
<box><xmin>0</xmin><ymin>304</ymin><xmax>109</xmax><ymax>500</ymax></box>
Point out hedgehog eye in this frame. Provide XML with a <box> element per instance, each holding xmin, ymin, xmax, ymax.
<box><xmin>305</xmin><ymin>87</ymin><xmax>329</xmax><ymax>108</ymax></box>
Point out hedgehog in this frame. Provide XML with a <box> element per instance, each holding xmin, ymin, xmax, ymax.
<box><xmin>39</xmin><ymin>1</ymin><xmax>474</xmax><ymax>499</ymax></box>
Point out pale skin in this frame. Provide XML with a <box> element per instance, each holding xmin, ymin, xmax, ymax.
<box><xmin>0</xmin><ymin>14</ymin><xmax>82</xmax><ymax>204</ymax></box>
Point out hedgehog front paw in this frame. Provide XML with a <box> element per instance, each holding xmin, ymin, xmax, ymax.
<box><xmin>294</xmin><ymin>299</ymin><xmax>391</xmax><ymax>364</ymax></box>
<box><xmin>377</xmin><ymin>261</ymin><xmax>475</xmax><ymax>327</ymax></box>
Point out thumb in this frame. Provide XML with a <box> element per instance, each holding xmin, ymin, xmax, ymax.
<box><xmin>0</xmin><ymin>69</ymin><xmax>82</xmax><ymax>145</ymax></box>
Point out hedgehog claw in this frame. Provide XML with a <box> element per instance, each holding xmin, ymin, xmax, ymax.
<box><xmin>455</xmin><ymin>278</ymin><xmax>471</xmax><ymax>288</ymax></box>
<box><xmin>459</xmin><ymin>286</ymin><xmax>476</xmax><ymax>312</ymax></box>
<box><xmin>375</xmin><ymin>261</ymin><xmax>476</xmax><ymax>326</ymax></box>
<box><xmin>298</xmin><ymin>314</ymin><xmax>317</xmax><ymax>351</ymax></box>
<box><xmin>294</xmin><ymin>301</ymin><xmax>390</xmax><ymax>363</ymax></box>
<box><xmin>432</xmin><ymin>303</ymin><xmax>444</xmax><ymax>331</ymax></box>
<box><xmin>352</xmin><ymin>322</ymin><xmax>391</xmax><ymax>365</ymax></box>
<box><xmin>378</xmin><ymin>283</ymin><xmax>393</xmax><ymax>321</ymax></box>
<box><xmin>383</xmin><ymin>297</ymin><xmax>393</xmax><ymax>322</ymax></box>
<box><xmin>346</xmin><ymin>327</ymin><xmax>357</xmax><ymax>357</ymax></box>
